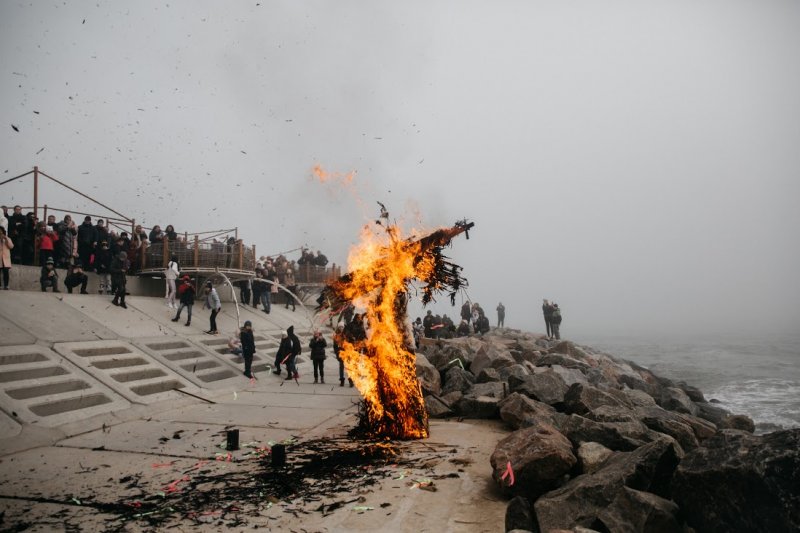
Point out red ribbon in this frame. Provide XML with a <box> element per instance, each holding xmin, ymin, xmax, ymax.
<box><xmin>500</xmin><ymin>461</ymin><xmax>515</xmax><ymax>486</ymax></box>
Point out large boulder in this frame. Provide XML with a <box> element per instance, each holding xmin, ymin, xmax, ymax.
<box><xmin>476</xmin><ymin>367</ymin><xmax>501</xmax><ymax>383</ymax></box>
<box><xmin>672</xmin><ymin>429</ymin><xmax>800</xmax><ymax>533</ymax></box>
<box><xmin>490</xmin><ymin>423</ymin><xmax>577</xmax><ymax>499</ymax></box>
<box><xmin>505</xmin><ymin>496</ymin><xmax>534</xmax><ymax>532</ymax></box>
<box><xmin>441</xmin><ymin>366</ymin><xmax>475</xmax><ymax>395</ymax></box>
<box><xmin>509</xmin><ymin>369</ymin><xmax>569</xmax><ymax>406</ymax></box>
<box><xmin>471</xmin><ymin>344</ymin><xmax>516</xmax><ymax>376</ymax></box>
<box><xmin>563</xmin><ymin>383</ymin><xmax>634</xmax><ymax>416</ymax></box>
<box><xmin>533</xmin><ymin>436</ymin><xmax>683</xmax><ymax>531</ymax></box>
<box><xmin>576</xmin><ymin>441</ymin><xmax>613</xmax><ymax>474</ymax></box>
<box><xmin>557</xmin><ymin>414</ymin><xmax>655</xmax><ymax>452</ymax></box>
<box><xmin>537</xmin><ymin>353</ymin><xmax>592</xmax><ymax>373</ymax></box>
<box><xmin>636</xmin><ymin>405</ymin><xmax>700</xmax><ymax>451</ymax></box>
<box><xmin>424</xmin><ymin>394</ymin><xmax>453</xmax><ymax>418</ymax></box>
<box><xmin>658</xmin><ymin>386</ymin><xmax>698</xmax><ymax>415</ymax></box>
<box><xmin>549</xmin><ymin>364</ymin><xmax>590</xmax><ymax>387</ymax></box>
<box><xmin>456</xmin><ymin>382</ymin><xmax>506</xmax><ymax>419</ymax></box>
<box><xmin>498</xmin><ymin>363</ymin><xmax>531</xmax><ymax>382</ymax></box>
<box><xmin>694</xmin><ymin>401</ymin><xmax>755</xmax><ymax>433</ymax></box>
<box><xmin>498</xmin><ymin>392</ymin><xmax>559</xmax><ymax>430</ymax></box>
<box><xmin>415</xmin><ymin>353</ymin><xmax>441</xmax><ymax>396</ymax></box>
<box><xmin>596</xmin><ymin>487</ymin><xmax>682</xmax><ymax>532</ymax></box>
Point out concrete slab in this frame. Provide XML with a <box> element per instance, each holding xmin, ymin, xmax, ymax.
<box><xmin>59</xmin><ymin>419</ymin><xmax>295</xmax><ymax>458</ymax></box>
<box><xmin>153</xmin><ymin>402</ymin><xmax>345</xmax><ymax>430</ymax></box>
<box><xmin>0</xmin><ymin>344</ymin><xmax>131</xmax><ymax>427</ymax></box>
<box><xmin>61</xmin><ymin>293</ymin><xmax>178</xmax><ymax>338</ymax></box>
<box><xmin>53</xmin><ymin>340</ymin><xmax>201</xmax><ymax>404</ymax></box>
<box><xmin>0</xmin><ymin>291</ymin><xmax>117</xmax><ymax>342</ymax></box>
<box><xmin>0</xmin><ymin>497</ymin><xmax>119</xmax><ymax>532</ymax></box>
<box><xmin>0</xmin><ymin>409</ymin><xmax>21</xmax><ymax>437</ymax></box>
<box><xmin>0</xmin><ymin>314</ymin><xmax>36</xmax><ymax>346</ymax></box>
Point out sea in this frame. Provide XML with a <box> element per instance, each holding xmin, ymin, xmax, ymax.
<box><xmin>571</xmin><ymin>333</ymin><xmax>800</xmax><ymax>434</ymax></box>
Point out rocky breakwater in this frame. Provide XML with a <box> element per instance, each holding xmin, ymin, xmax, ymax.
<box><xmin>416</xmin><ymin>330</ymin><xmax>800</xmax><ymax>533</ymax></box>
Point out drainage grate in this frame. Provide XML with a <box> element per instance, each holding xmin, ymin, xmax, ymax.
<box><xmin>53</xmin><ymin>341</ymin><xmax>198</xmax><ymax>404</ymax></box>
<box><xmin>133</xmin><ymin>337</ymin><xmax>250</xmax><ymax>389</ymax></box>
<box><xmin>0</xmin><ymin>345</ymin><xmax>130</xmax><ymax>427</ymax></box>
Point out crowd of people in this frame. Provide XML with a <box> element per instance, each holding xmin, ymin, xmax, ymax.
<box><xmin>1</xmin><ymin>204</ymin><xmax>184</xmax><ymax>292</ymax></box>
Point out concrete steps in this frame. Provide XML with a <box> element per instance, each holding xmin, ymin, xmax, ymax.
<box><xmin>134</xmin><ymin>337</ymin><xmax>243</xmax><ymax>388</ymax></box>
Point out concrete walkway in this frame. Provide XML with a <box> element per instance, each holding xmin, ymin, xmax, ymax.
<box><xmin>0</xmin><ymin>293</ymin><xmax>507</xmax><ymax>532</ymax></box>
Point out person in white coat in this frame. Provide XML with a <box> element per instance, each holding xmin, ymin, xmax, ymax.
<box><xmin>165</xmin><ymin>255</ymin><xmax>180</xmax><ymax>308</ymax></box>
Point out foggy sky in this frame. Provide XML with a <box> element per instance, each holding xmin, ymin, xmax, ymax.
<box><xmin>2</xmin><ymin>1</ymin><xmax>799</xmax><ymax>338</ymax></box>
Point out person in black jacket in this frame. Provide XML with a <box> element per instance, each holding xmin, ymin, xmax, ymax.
<box><xmin>77</xmin><ymin>216</ymin><xmax>98</xmax><ymax>271</ymax></box>
<box><xmin>40</xmin><ymin>257</ymin><xmax>59</xmax><ymax>292</ymax></box>
<box><xmin>110</xmin><ymin>251</ymin><xmax>128</xmax><ymax>309</ymax></box>
<box><xmin>309</xmin><ymin>330</ymin><xmax>327</xmax><ymax>384</ymax></box>
<box><xmin>273</xmin><ymin>332</ymin><xmax>291</xmax><ymax>376</ymax></box>
<box><xmin>285</xmin><ymin>325</ymin><xmax>301</xmax><ymax>380</ymax></box>
<box><xmin>240</xmin><ymin>320</ymin><xmax>256</xmax><ymax>378</ymax></box>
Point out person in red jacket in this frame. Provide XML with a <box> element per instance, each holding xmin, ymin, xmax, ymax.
<box><xmin>38</xmin><ymin>223</ymin><xmax>58</xmax><ymax>264</ymax></box>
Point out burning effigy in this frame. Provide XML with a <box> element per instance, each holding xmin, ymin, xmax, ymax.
<box><xmin>319</xmin><ymin>208</ymin><xmax>474</xmax><ymax>440</ymax></box>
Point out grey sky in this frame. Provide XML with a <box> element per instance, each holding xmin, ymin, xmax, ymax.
<box><xmin>2</xmin><ymin>1</ymin><xmax>799</xmax><ymax>337</ymax></box>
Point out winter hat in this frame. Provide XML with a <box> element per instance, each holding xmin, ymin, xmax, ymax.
<box><xmin>205</xmin><ymin>281</ymin><xmax>212</xmax><ymax>287</ymax></box>
<box><xmin>181</xmin><ymin>275</ymin><xmax>191</xmax><ymax>281</ymax></box>
<box><xmin>244</xmin><ymin>320</ymin><xmax>252</xmax><ymax>327</ymax></box>
<box><xmin>46</xmin><ymin>257</ymin><xmax>54</xmax><ymax>264</ymax></box>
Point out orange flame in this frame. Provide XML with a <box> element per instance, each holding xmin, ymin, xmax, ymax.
<box><xmin>333</xmin><ymin>223</ymin><xmax>438</xmax><ymax>439</ymax></box>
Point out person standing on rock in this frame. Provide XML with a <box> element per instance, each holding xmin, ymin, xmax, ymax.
<box><xmin>460</xmin><ymin>300</ymin><xmax>472</xmax><ymax>325</ymax></box>
<box><xmin>110</xmin><ymin>251</ymin><xmax>128</xmax><ymax>308</ymax></box>
<box><xmin>203</xmin><ymin>281</ymin><xmax>221</xmax><ymax>334</ymax></box>
<box><xmin>309</xmin><ymin>330</ymin><xmax>327</xmax><ymax>384</ymax></box>
<box><xmin>496</xmin><ymin>302</ymin><xmax>505</xmax><ymax>328</ymax></box>
<box><xmin>240</xmin><ymin>320</ymin><xmax>256</xmax><ymax>378</ymax></box>
<box><xmin>550</xmin><ymin>303</ymin><xmax>562</xmax><ymax>340</ymax></box>
<box><xmin>542</xmin><ymin>299</ymin><xmax>553</xmax><ymax>338</ymax></box>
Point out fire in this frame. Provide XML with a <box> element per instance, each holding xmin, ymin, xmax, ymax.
<box><xmin>322</xmin><ymin>214</ymin><xmax>473</xmax><ymax>440</ymax></box>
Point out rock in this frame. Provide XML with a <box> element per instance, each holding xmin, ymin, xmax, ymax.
<box><xmin>563</xmin><ymin>383</ymin><xmax>633</xmax><ymax>416</ymax></box>
<box><xmin>424</xmin><ymin>394</ymin><xmax>453</xmax><ymax>418</ymax></box>
<box><xmin>415</xmin><ymin>353</ymin><xmax>441</xmax><ymax>395</ymax></box>
<box><xmin>596</xmin><ymin>487</ymin><xmax>682</xmax><ymax>532</ymax></box>
<box><xmin>441</xmin><ymin>366</ymin><xmax>475</xmax><ymax>395</ymax></box>
<box><xmin>694</xmin><ymin>401</ymin><xmax>731</xmax><ymax>426</ymax></box>
<box><xmin>576</xmin><ymin>442</ymin><xmax>613</xmax><ymax>474</ymax></box>
<box><xmin>499</xmin><ymin>392</ymin><xmax>559</xmax><ymax>430</ymax></box>
<box><xmin>457</xmin><ymin>385</ymin><xmax>504</xmax><ymax>418</ymax></box>
<box><xmin>658</xmin><ymin>387</ymin><xmax>698</xmax><ymax>415</ymax></box>
<box><xmin>505</xmin><ymin>496</ymin><xmax>534</xmax><ymax>532</ymax></box>
<box><xmin>549</xmin><ymin>364</ymin><xmax>590</xmax><ymax>387</ymax></box>
<box><xmin>533</xmin><ymin>436</ymin><xmax>683</xmax><ymax>531</ymax></box>
<box><xmin>537</xmin><ymin>353</ymin><xmax>592</xmax><ymax>373</ymax></box>
<box><xmin>636</xmin><ymin>405</ymin><xmax>700</xmax><ymax>451</ymax></box>
<box><xmin>672</xmin><ymin>429</ymin><xmax>800</xmax><ymax>533</ymax></box>
<box><xmin>676</xmin><ymin>380</ymin><xmax>706</xmax><ymax>403</ymax></box>
<box><xmin>549</xmin><ymin>341</ymin><xmax>592</xmax><ymax>362</ymax></box>
<box><xmin>490</xmin><ymin>423</ymin><xmax>577</xmax><ymax>499</ymax></box>
<box><xmin>499</xmin><ymin>363</ymin><xmax>530</xmax><ymax>382</ymax></box>
<box><xmin>509</xmin><ymin>370</ymin><xmax>569</xmax><ymax>406</ymax></box>
<box><xmin>674</xmin><ymin>412</ymin><xmax>717</xmax><ymax>441</ymax></box>
<box><xmin>440</xmin><ymin>390</ymin><xmax>463</xmax><ymax>407</ymax></box>
<box><xmin>721</xmin><ymin>414</ymin><xmax>755</xmax><ymax>433</ymax></box>
<box><xmin>471</xmin><ymin>344</ymin><xmax>516</xmax><ymax>376</ymax></box>
<box><xmin>476</xmin><ymin>367</ymin><xmax>501</xmax><ymax>383</ymax></box>
<box><xmin>622</xmin><ymin>387</ymin><xmax>658</xmax><ymax>407</ymax></box>
<box><xmin>558</xmin><ymin>414</ymin><xmax>654</xmax><ymax>451</ymax></box>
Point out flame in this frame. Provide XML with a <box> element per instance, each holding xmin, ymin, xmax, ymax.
<box><xmin>334</xmin><ymin>223</ymin><xmax>433</xmax><ymax>439</ymax></box>
<box><xmin>326</xmin><ymin>218</ymin><xmax>473</xmax><ymax>440</ymax></box>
